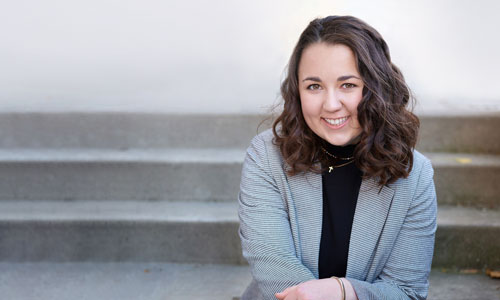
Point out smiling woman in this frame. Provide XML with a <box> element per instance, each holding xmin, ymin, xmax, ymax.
<box><xmin>238</xmin><ymin>15</ymin><xmax>437</xmax><ymax>300</ymax></box>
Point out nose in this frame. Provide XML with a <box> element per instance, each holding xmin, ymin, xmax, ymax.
<box><xmin>323</xmin><ymin>90</ymin><xmax>342</xmax><ymax>111</ymax></box>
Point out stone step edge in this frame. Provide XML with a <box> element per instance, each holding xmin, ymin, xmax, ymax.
<box><xmin>0</xmin><ymin>201</ymin><xmax>239</xmax><ymax>222</ymax></box>
<box><xmin>0</xmin><ymin>201</ymin><xmax>498</xmax><ymax>227</ymax></box>
<box><xmin>0</xmin><ymin>149</ymin><xmax>499</xmax><ymax>167</ymax></box>
<box><xmin>0</xmin><ymin>148</ymin><xmax>246</xmax><ymax>163</ymax></box>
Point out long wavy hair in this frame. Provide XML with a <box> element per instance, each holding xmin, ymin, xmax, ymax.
<box><xmin>272</xmin><ymin>15</ymin><xmax>419</xmax><ymax>186</ymax></box>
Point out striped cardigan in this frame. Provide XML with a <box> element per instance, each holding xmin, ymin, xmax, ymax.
<box><xmin>238</xmin><ymin>129</ymin><xmax>437</xmax><ymax>300</ymax></box>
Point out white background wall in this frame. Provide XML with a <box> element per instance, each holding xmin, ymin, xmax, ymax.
<box><xmin>1</xmin><ymin>0</ymin><xmax>499</xmax><ymax>113</ymax></box>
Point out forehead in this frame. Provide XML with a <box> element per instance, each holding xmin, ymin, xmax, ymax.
<box><xmin>298</xmin><ymin>42</ymin><xmax>359</xmax><ymax>78</ymax></box>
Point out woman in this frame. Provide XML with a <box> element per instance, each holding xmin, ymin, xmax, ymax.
<box><xmin>238</xmin><ymin>15</ymin><xmax>437</xmax><ymax>300</ymax></box>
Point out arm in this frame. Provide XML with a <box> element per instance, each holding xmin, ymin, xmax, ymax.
<box><xmin>346</xmin><ymin>158</ymin><xmax>437</xmax><ymax>300</ymax></box>
<box><xmin>238</xmin><ymin>134</ymin><xmax>316</xmax><ymax>298</ymax></box>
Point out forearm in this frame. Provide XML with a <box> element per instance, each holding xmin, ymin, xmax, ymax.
<box><xmin>240</xmin><ymin>229</ymin><xmax>316</xmax><ymax>296</ymax></box>
<box><xmin>346</xmin><ymin>277</ymin><xmax>417</xmax><ymax>300</ymax></box>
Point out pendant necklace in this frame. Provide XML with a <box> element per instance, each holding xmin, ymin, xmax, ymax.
<box><xmin>322</xmin><ymin>147</ymin><xmax>355</xmax><ymax>173</ymax></box>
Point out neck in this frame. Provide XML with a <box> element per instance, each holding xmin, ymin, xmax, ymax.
<box><xmin>323</xmin><ymin>141</ymin><xmax>356</xmax><ymax>158</ymax></box>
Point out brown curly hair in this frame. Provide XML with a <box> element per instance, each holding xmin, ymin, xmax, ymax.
<box><xmin>272</xmin><ymin>15</ymin><xmax>419</xmax><ymax>186</ymax></box>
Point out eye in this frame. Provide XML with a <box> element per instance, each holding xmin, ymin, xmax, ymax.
<box><xmin>307</xmin><ymin>84</ymin><xmax>321</xmax><ymax>90</ymax></box>
<box><xmin>341</xmin><ymin>83</ymin><xmax>357</xmax><ymax>89</ymax></box>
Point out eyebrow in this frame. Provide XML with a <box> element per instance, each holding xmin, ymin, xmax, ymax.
<box><xmin>337</xmin><ymin>75</ymin><xmax>361</xmax><ymax>81</ymax></box>
<box><xmin>302</xmin><ymin>75</ymin><xmax>361</xmax><ymax>82</ymax></box>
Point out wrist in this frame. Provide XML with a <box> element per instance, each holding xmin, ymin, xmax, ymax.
<box><xmin>340</xmin><ymin>278</ymin><xmax>358</xmax><ymax>300</ymax></box>
<box><xmin>331</xmin><ymin>276</ymin><xmax>346</xmax><ymax>300</ymax></box>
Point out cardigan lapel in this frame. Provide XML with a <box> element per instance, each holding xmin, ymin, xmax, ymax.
<box><xmin>288</xmin><ymin>170</ymin><xmax>323</xmax><ymax>278</ymax></box>
<box><xmin>346</xmin><ymin>178</ymin><xmax>395</xmax><ymax>280</ymax></box>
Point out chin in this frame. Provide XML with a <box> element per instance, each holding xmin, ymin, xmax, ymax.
<box><xmin>333</xmin><ymin>141</ymin><xmax>350</xmax><ymax>146</ymax></box>
<box><xmin>325</xmin><ymin>138</ymin><xmax>349</xmax><ymax>146</ymax></box>
<box><xmin>324</xmin><ymin>135</ymin><xmax>358</xmax><ymax>146</ymax></box>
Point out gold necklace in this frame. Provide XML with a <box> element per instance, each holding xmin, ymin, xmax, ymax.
<box><xmin>321</xmin><ymin>147</ymin><xmax>354</xmax><ymax>160</ymax></box>
<box><xmin>321</xmin><ymin>147</ymin><xmax>355</xmax><ymax>173</ymax></box>
<box><xmin>327</xmin><ymin>160</ymin><xmax>355</xmax><ymax>173</ymax></box>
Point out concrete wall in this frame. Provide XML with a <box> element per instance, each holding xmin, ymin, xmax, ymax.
<box><xmin>1</xmin><ymin>0</ymin><xmax>499</xmax><ymax>113</ymax></box>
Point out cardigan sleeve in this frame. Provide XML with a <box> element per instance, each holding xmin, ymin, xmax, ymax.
<box><xmin>346</xmin><ymin>157</ymin><xmax>438</xmax><ymax>300</ymax></box>
<box><xmin>238</xmin><ymin>134</ymin><xmax>316</xmax><ymax>299</ymax></box>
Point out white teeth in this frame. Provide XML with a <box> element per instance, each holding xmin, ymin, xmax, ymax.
<box><xmin>325</xmin><ymin>117</ymin><xmax>348</xmax><ymax>126</ymax></box>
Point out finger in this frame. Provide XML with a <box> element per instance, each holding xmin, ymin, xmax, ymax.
<box><xmin>275</xmin><ymin>291</ymin><xmax>287</xmax><ymax>299</ymax></box>
<box><xmin>274</xmin><ymin>285</ymin><xmax>296</xmax><ymax>300</ymax></box>
<box><xmin>275</xmin><ymin>285</ymin><xmax>294</xmax><ymax>299</ymax></box>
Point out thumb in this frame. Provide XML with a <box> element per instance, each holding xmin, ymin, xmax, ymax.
<box><xmin>275</xmin><ymin>286</ymin><xmax>294</xmax><ymax>299</ymax></box>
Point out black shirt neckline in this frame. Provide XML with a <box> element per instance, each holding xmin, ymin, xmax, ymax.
<box><xmin>322</xmin><ymin>141</ymin><xmax>356</xmax><ymax>159</ymax></box>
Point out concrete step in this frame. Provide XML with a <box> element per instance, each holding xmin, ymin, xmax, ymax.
<box><xmin>418</xmin><ymin>114</ymin><xmax>500</xmax><ymax>154</ymax></box>
<box><xmin>0</xmin><ymin>201</ymin><xmax>498</xmax><ymax>269</ymax></box>
<box><xmin>1</xmin><ymin>112</ymin><xmax>499</xmax><ymax>153</ymax></box>
<box><xmin>0</xmin><ymin>262</ymin><xmax>252</xmax><ymax>300</ymax></box>
<box><xmin>433</xmin><ymin>206</ymin><xmax>500</xmax><ymax>269</ymax></box>
<box><xmin>427</xmin><ymin>152</ymin><xmax>500</xmax><ymax>209</ymax></box>
<box><xmin>427</xmin><ymin>269</ymin><xmax>500</xmax><ymax>300</ymax></box>
<box><xmin>0</xmin><ymin>150</ymin><xmax>498</xmax><ymax>208</ymax></box>
<box><xmin>0</xmin><ymin>148</ymin><xmax>246</xmax><ymax>202</ymax></box>
<box><xmin>0</xmin><ymin>201</ymin><xmax>244</xmax><ymax>264</ymax></box>
<box><xmin>0</xmin><ymin>262</ymin><xmax>498</xmax><ymax>300</ymax></box>
<box><xmin>0</xmin><ymin>112</ymin><xmax>272</xmax><ymax>150</ymax></box>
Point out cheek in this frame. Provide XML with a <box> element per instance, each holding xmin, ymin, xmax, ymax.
<box><xmin>301</xmin><ymin>103</ymin><xmax>316</xmax><ymax>126</ymax></box>
<box><xmin>300</xmin><ymin>94</ymin><xmax>320</xmax><ymax>117</ymax></box>
<box><xmin>350</xmin><ymin>97</ymin><xmax>363</xmax><ymax>129</ymax></box>
<box><xmin>350</xmin><ymin>92</ymin><xmax>363</xmax><ymax>119</ymax></box>
<box><xmin>299</xmin><ymin>95</ymin><xmax>310</xmax><ymax>118</ymax></box>
<box><xmin>299</xmin><ymin>98</ymin><xmax>318</xmax><ymax>132</ymax></box>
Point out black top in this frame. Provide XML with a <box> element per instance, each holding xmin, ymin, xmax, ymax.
<box><xmin>318</xmin><ymin>142</ymin><xmax>362</xmax><ymax>278</ymax></box>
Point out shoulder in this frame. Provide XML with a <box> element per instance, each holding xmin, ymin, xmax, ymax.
<box><xmin>384</xmin><ymin>150</ymin><xmax>433</xmax><ymax>197</ymax></box>
<box><xmin>248</xmin><ymin>128</ymin><xmax>275</xmax><ymax>148</ymax></box>
<box><xmin>390</xmin><ymin>149</ymin><xmax>436</xmax><ymax>209</ymax></box>
<box><xmin>242</xmin><ymin>128</ymin><xmax>289</xmax><ymax>184</ymax></box>
<box><xmin>410</xmin><ymin>150</ymin><xmax>434</xmax><ymax>181</ymax></box>
<box><xmin>389</xmin><ymin>150</ymin><xmax>432</xmax><ymax>186</ymax></box>
<box><xmin>246</xmin><ymin>128</ymin><xmax>282</xmax><ymax>163</ymax></box>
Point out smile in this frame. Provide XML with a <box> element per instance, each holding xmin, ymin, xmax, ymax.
<box><xmin>323</xmin><ymin>116</ymin><xmax>349</xmax><ymax>126</ymax></box>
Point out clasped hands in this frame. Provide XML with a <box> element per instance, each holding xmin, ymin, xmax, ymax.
<box><xmin>275</xmin><ymin>278</ymin><xmax>344</xmax><ymax>300</ymax></box>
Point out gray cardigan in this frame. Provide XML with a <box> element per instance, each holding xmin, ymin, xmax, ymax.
<box><xmin>238</xmin><ymin>129</ymin><xmax>437</xmax><ymax>300</ymax></box>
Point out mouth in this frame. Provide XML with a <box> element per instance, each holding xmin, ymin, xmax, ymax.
<box><xmin>323</xmin><ymin>116</ymin><xmax>349</xmax><ymax>126</ymax></box>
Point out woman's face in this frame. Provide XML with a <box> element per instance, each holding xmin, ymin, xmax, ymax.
<box><xmin>298</xmin><ymin>42</ymin><xmax>364</xmax><ymax>146</ymax></box>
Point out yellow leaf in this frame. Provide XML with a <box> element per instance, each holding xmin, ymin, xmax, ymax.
<box><xmin>486</xmin><ymin>269</ymin><xmax>500</xmax><ymax>279</ymax></box>
<box><xmin>456</xmin><ymin>157</ymin><xmax>472</xmax><ymax>164</ymax></box>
